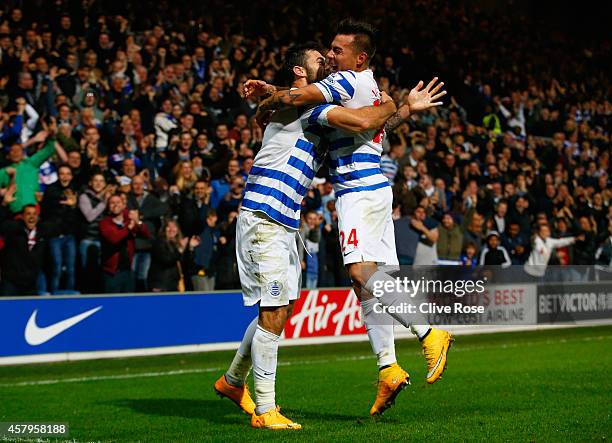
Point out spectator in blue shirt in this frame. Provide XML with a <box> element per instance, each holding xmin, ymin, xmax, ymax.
<box><xmin>211</xmin><ymin>159</ymin><xmax>240</xmax><ymax>208</ymax></box>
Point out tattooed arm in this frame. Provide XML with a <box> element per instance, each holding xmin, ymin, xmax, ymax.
<box><xmin>384</xmin><ymin>104</ymin><xmax>412</xmax><ymax>132</ymax></box>
<box><xmin>243</xmin><ymin>80</ymin><xmax>290</xmax><ymax>98</ymax></box>
<box><xmin>327</xmin><ymin>92</ymin><xmax>397</xmax><ymax>133</ymax></box>
<box><xmin>257</xmin><ymin>84</ymin><xmax>326</xmax><ymax>112</ymax></box>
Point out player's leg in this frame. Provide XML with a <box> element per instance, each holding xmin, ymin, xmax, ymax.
<box><xmin>355</xmin><ymin>284</ymin><xmax>397</xmax><ymax>370</ymax></box>
<box><xmin>223</xmin><ymin>299</ymin><xmax>295</xmax><ymax>388</ymax></box>
<box><xmin>340</xmin><ymin>188</ymin><xmax>452</xmax><ymax>385</ymax></box>
<box><xmin>214</xmin><ymin>210</ymin><xmax>259</xmax><ymax>415</ymax></box>
<box><xmin>348</xmin><ymin>193</ymin><xmax>453</xmax><ymax>384</ymax></box>
<box><xmin>214</xmin><ymin>316</ymin><xmax>258</xmax><ymax>415</ymax></box>
<box><xmin>250</xmin><ymin>225</ymin><xmax>302</xmax><ymax>430</ymax></box>
<box><xmin>225</xmin><ymin>317</ymin><xmax>257</xmax><ymax>388</ymax></box>
<box><xmin>336</xmin><ymin>190</ymin><xmax>410</xmax><ymax>414</ymax></box>
<box><xmin>250</xmin><ymin>304</ymin><xmax>302</xmax><ymax>430</ymax></box>
<box><xmin>349</xmin><ymin>263</ymin><xmax>409</xmax><ymax>415</ymax></box>
<box><xmin>250</xmin><ymin>302</ymin><xmax>291</xmax><ymax>414</ymax></box>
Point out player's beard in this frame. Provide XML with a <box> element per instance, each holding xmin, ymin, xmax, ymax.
<box><xmin>310</xmin><ymin>63</ymin><xmax>330</xmax><ymax>83</ymax></box>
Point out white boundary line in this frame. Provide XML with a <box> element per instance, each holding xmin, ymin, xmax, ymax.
<box><xmin>0</xmin><ymin>320</ymin><xmax>610</xmax><ymax>366</ymax></box>
<box><xmin>1</xmin><ymin>334</ymin><xmax>609</xmax><ymax>388</ymax></box>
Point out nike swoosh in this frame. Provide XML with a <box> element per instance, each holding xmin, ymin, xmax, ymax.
<box><xmin>343</xmin><ymin>250</ymin><xmax>356</xmax><ymax>257</ymax></box>
<box><xmin>427</xmin><ymin>351</ymin><xmax>445</xmax><ymax>379</ymax></box>
<box><xmin>24</xmin><ymin>306</ymin><xmax>103</xmax><ymax>346</ymax></box>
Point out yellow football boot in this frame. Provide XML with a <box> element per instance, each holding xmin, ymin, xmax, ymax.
<box><xmin>251</xmin><ymin>406</ymin><xmax>302</xmax><ymax>430</ymax></box>
<box><xmin>369</xmin><ymin>363</ymin><xmax>410</xmax><ymax>416</ymax></box>
<box><xmin>213</xmin><ymin>375</ymin><xmax>256</xmax><ymax>415</ymax></box>
<box><xmin>421</xmin><ymin>328</ymin><xmax>454</xmax><ymax>384</ymax></box>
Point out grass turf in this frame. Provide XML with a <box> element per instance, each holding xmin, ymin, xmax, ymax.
<box><xmin>0</xmin><ymin>326</ymin><xmax>610</xmax><ymax>442</ymax></box>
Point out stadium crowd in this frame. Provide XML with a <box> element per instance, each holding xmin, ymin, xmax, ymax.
<box><xmin>0</xmin><ymin>1</ymin><xmax>610</xmax><ymax>295</ymax></box>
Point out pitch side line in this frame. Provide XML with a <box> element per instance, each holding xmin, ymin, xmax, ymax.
<box><xmin>0</xmin><ymin>335</ymin><xmax>609</xmax><ymax>388</ymax></box>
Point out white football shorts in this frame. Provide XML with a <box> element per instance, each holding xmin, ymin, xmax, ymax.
<box><xmin>335</xmin><ymin>186</ymin><xmax>399</xmax><ymax>267</ymax></box>
<box><xmin>236</xmin><ymin>209</ymin><xmax>301</xmax><ymax>307</ymax></box>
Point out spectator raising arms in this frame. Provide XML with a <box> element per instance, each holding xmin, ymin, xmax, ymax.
<box><xmin>0</xmin><ymin>2</ymin><xmax>609</xmax><ymax>294</ymax></box>
<box><xmin>0</xmin><ymin>128</ymin><xmax>66</xmax><ymax>214</ymax></box>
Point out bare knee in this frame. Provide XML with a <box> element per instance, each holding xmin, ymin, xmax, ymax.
<box><xmin>347</xmin><ymin>262</ymin><xmax>378</xmax><ymax>289</ymax></box>
<box><xmin>285</xmin><ymin>300</ymin><xmax>295</xmax><ymax>318</ymax></box>
<box><xmin>258</xmin><ymin>303</ymin><xmax>292</xmax><ymax>336</ymax></box>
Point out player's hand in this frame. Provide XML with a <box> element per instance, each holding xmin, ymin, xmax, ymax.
<box><xmin>406</xmin><ymin>77</ymin><xmax>446</xmax><ymax>113</ymax></box>
<box><xmin>244</xmin><ymin>80</ymin><xmax>275</xmax><ymax>98</ymax></box>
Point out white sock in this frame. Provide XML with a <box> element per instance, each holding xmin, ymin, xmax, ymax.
<box><xmin>360</xmin><ymin>297</ymin><xmax>397</xmax><ymax>368</ymax></box>
<box><xmin>251</xmin><ymin>325</ymin><xmax>279</xmax><ymax>415</ymax></box>
<box><xmin>225</xmin><ymin>316</ymin><xmax>258</xmax><ymax>387</ymax></box>
<box><xmin>364</xmin><ymin>270</ymin><xmax>430</xmax><ymax>339</ymax></box>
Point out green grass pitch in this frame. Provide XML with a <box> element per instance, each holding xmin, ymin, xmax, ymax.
<box><xmin>0</xmin><ymin>326</ymin><xmax>610</xmax><ymax>442</ymax></box>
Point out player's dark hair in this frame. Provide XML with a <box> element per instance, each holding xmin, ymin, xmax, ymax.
<box><xmin>336</xmin><ymin>18</ymin><xmax>377</xmax><ymax>60</ymax></box>
<box><xmin>280</xmin><ymin>42</ymin><xmax>321</xmax><ymax>86</ymax></box>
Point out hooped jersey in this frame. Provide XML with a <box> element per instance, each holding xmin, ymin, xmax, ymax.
<box><xmin>241</xmin><ymin>103</ymin><xmax>337</xmax><ymax>230</ymax></box>
<box><xmin>314</xmin><ymin>69</ymin><xmax>389</xmax><ymax>197</ymax></box>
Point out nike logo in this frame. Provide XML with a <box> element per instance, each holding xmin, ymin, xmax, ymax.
<box><xmin>391</xmin><ymin>377</ymin><xmax>399</xmax><ymax>385</ymax></box>
<box><xmin>343</xmin><ymin>250</ymin><xmax>356</xmax><ymax>257</ymax></box>
<box><xmin>263</xmin><ymin>372</ymin><xmax>274</xmax><ymax>376</ymax></box>
<box><xmin>24</xmin><ymin>306</ymin><xmax>103</xmax><ymax>346</ymax></box>
<box><xmin>427</xmin><ymin>351</ymin><xmax>445</xmax><ymax>378</ymax></box>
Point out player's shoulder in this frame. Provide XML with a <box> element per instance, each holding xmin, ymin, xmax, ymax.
<box><xmin>298</xmin><ymin>103</ymin><xmax>337</xmax><ymax>126</ymax></box>
<box><xmin>336</xmin><ymin>70</ymin><xmax>357</xmax><ymax>79</ymax></box>
<box><xmin>320</xmin><ymin>70</ymin><xmax>357</xmax><ymax>84</ymax></box>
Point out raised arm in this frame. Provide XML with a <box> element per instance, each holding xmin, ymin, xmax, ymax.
<box><xmin>385</xmin><ymin>77</ymin><xmax>446</xmax><ymax>132</ymax></box>
<box><xmin>326</xmin><ymin>92</ymin><xmax>397</xmax><ymax>133</ymax></box>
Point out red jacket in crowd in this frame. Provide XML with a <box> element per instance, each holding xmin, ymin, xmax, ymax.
<box><xmin>99</xmin><ymin>210</ymin><xmax>150</xmax><ymax>275</ymax></box>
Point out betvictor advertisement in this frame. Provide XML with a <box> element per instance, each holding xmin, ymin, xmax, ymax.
<box><xmin>537</xmin><ymin>282</ymin><xmax>612</xmax><ymax>323</ymax></box>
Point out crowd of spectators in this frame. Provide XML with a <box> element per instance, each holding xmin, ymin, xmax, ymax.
<box><xmin>0</xmin><ymin>1</ymin><xmax>610</xmax><ymax>295</ymax></box>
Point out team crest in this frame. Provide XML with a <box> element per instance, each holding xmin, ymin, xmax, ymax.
<box><xmin>267</xmin><ymin>280</ymin><xmax>283</xmax><ymax>297</ymax></box>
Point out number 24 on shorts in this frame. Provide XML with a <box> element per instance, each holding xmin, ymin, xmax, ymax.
<box><xmin>339</xmin><ymin>229</ymin><xmax>358</xmax><ymax>251</ymax></box>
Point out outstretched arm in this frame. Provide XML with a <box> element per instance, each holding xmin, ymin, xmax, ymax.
<box><xmin>258</xmin><ymin>84</ymin><xmax>326</xmax><ymax>112</ymax></box>
<box><xmin>243</xmin><ymin>80</ymin><xmax>289</xmax><ymax>97</ymax></box>
<box><xmin>326</xmin><ymin>92</ymin><xmax>397</xmax><ymax>133</ymax></box>
<box><xmin>385</xmin><ymin>77</ymin><xmax>446</xmax><ymax>132</ymax></box>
